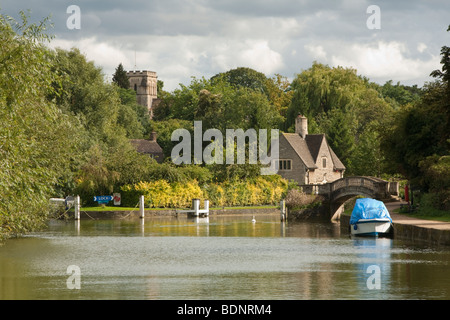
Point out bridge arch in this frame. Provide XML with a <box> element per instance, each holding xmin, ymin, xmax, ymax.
<box><xmin>329</xmin><ymin>176</ymin><xmax>390</xmax><ymax>220</ymax></box>
<box><xmin>329</xmin><ymin>190</ymin><xmax>377</xmax><ymax>221</ymax></box>
<box><xmin>300</xmin><ymin>176</ymin><xmax>394</xmax><ymax>220</ymax></box>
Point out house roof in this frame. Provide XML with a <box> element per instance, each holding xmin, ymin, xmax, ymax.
<box><xmin>328</xmin><ymin>145</ymin><xmax>346</xmax><ymax>170</ymax></box>
<box><xmin>129</xmin><ymin>139</ymin><xmax>163</xmax><ymax>155</ymax></box>
<box><xmin>305</xmin><ymin>134</ymin><xmax>324</xmax><ymax>162</ymax></box>
<box><xmin>282</xmin><ymin>133</ymin><xmax>317</xmax><ymax>169</ymax></box>
<box><xmin>282</xmin><ymin>133</ymin><xmax>346</xmax><ymax>171</ymax></box>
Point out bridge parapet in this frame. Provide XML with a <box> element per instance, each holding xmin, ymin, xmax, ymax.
<box><xmin>301</xmin><ymin>184</ymin><xmax>331</xmax><ymax>196</ymax></box>
<box><xmin>300</xmin><ymin>176</ymin><xmax>391</xmax><ymax>200</ymax></box>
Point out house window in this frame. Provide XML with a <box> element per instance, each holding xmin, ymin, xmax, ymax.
<box><xmin>134</xmin><ymin>83</ymin><xmax>137</xmax><ymax>92</ymax></box>
<box><xmin>278</xmin><ymin>159</ymin><xmax>292</xmax><ymax>171</ymax></box>
<box><xmin>322</xmin><ymin>157</ymin><xmax>327</xmax><ymax>168</ymax></box>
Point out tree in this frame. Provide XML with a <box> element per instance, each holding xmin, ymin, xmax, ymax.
<box><xmin>0</xmin><ymin>11</ymin><xmax>83</xmax><ymax>238</ymax></box>
<box><xmin>116</xmin><ymin>87</ymin><xmax>150</xmax><ymax>138</ymax></box>
<box><xmin>112</xmin><ymin>63</ymin><xmax>130</xmax><ymax>89</ymax></box>
<box><xmin>380</xmin><ymin>25</ymin><xmax>450</xmax><ymax>190</ymax></box>
<box><xmin>287</xmin><ymin>62</ymin><xmax>395</xmax><ymax>175</ymax></box>
<box><xmin>320</xmin><ymin>108</ymin><xmax>355</xmax><ymax>169</ymax></box>
<box><xmin>149</xmin><ymin>119</ymin><xmax>194</xmax><ymax>159</ymax></box>
<box><xmin>266</xmin><ymin>74</ymin><xmax>293</xmax><ymax>119</ymax></box>
<box><xmin>211</xmin><ymin>67</ymin><xmax>269</xmax><ymax>94</ymax></box>
<box><xmin>430</xmin><ymin>25</ymin><xmax>450</xmax><ymax>88</ymax></box>
<box><xmin>378</xmin><ymin>80</ymin><xmax>422</xmax><ymax>107</ymax></box>
<box><xmin>53</xmin><ymin>48</ymin><xmax>142</xmax><ymax>141</ymax></box>
<box><xmin>212</xmin><ymin>67</ymin><xmax>291</xmax><ymax>124</ymax></box>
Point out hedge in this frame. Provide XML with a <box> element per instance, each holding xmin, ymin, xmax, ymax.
<box><xmin>120</xmin><ymin>175</ymin><xmax>289</xmax><ymax>208</ymax></box>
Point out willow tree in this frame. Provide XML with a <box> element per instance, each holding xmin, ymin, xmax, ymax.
<box><xmin>286</xmin><ymin>62</ymin><xmax>394</xmax><ymax>175</ymax></box>
<box><xmin>0</xmin><ymin>12</ymin><xmax>83</xmax><ymax>239</ymax></box>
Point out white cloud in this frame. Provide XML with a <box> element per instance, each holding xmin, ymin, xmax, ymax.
<box><xmin>239</xmin><ymin>40</ymin><xmax>284</xmax><ymax>74</ymax></box>
<box><xmin>50</xmin><ymin>37</ymin><xmax>133</xmax><ymax>78</ymax></box>
<box><xmin>304</xmin><ymin>44</ymin><xmax>327</xmax><ymax>61</ymax></box>
<box><xmin>417</xmin><ymin>43</ymin><xmax>427</xmax><ymax>53</ymax></box>
<box><xmin>330</xmin><ymin>41</ymin><xmax>440</xmax><ymax>83</ymax></box>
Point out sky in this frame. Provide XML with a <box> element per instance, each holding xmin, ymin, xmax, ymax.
<box><xmin>2</xmin><ymin>0</ymin><xmax>449</xmax><ymax>91</ymax></box>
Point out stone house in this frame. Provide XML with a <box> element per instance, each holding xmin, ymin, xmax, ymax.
<box><xmin>277</xmin><ymin>115</ymin><xmax>345</xmax><ymax>185</ymax></box>
<box><xmin>130</xmin><ymin>132</ymin><xmax>164</xmax><ymax>163</ymax></box>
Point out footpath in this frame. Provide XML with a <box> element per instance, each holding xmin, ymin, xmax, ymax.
<box><xmin>384</xmin><ymin>200</ymin><xmax>450</xmax><ymax>246</ymax></box>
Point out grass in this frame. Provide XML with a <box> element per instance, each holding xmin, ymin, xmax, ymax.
<box><xmin>397</xmin><ymin>206</ymin><xmax>450</xmax><ymax>222</ymax></box>
<box><xmin>342</xmin><ymin>199</ymin><xmax>450</xmax><ymax>222</ymax></box>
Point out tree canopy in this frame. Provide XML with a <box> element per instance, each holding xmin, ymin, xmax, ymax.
<box><xmin>0</xmin><ymin>12</ymin><xmax>84</xmax><ymax>238</ymax></box>
<box><xmin>112</xmin><ymin>63</ymin><xmax>130</xmax><ymax>89</ymax></box>
<box><xmin>1</xmin><ymin>11</ymin><xmax>448</xmax><ymax>240</ymax></box>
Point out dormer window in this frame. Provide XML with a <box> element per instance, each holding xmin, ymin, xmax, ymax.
<box><xmin>322</xmin><ymin>157</ymin><xmax>327</xmax><ymax>168</ymax></box>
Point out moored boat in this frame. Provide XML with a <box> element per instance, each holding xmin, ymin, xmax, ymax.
<box><xmin>350</xmin><ymin>198</ymin><xmax>393</xmax><ymax>237</ymax></box>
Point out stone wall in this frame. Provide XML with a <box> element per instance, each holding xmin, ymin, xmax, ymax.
<box><xmin>277</xmin><ymin>134</ymin><xmax>307</xmax><ymax>184</ymax></box>
<box><xmin>310</xmin><ymin>138</ymin><xmax>342</xmax><ymax>184</ymax></box>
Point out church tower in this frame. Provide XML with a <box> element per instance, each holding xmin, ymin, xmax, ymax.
<box><xmin>126</xmin><ymin>70</ymin><xmax>158</xmax><ymax>118</ymax></box>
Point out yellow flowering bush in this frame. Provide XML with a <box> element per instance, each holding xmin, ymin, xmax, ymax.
<box><xmin>120</xmin><ymin>175</ymin><xmax>289</xmax><ymax>208</ymax></box>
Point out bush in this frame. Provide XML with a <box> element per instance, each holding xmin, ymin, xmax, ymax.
<box><xmin>120</xmin><ymin>175</ymin><xmax>289</xmax><ymax>208</ymax></box>
<box><xmin>285</xmin><ymin>189</ymin><xmax>324</xmax><ymax>210</ymax></box>
<box><xmin>419</xmin><ymin>155</ymin><xmax>450</xmax><ymax>211</ymax></box>
<box><xmin>121</xmin><ymin>180</ymin><xmax>204</xmax><ymax>208</ymax></box>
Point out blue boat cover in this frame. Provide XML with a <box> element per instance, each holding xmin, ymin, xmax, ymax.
<box><xmin>350</xmin><ymin>198</ymin><xmax>392</xmax><ymax>225</ymax></box>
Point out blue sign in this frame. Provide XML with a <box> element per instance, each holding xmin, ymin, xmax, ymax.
<box><xmin>94</xmin><ymin>195</ymin><xmax>114</xmax><ymax>204</ymax></box>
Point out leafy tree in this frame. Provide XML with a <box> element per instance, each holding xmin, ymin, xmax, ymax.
<box><xmin>266</xmin><ymin>74</ymin><xmax>293</xmax><ymax>119</ymax></box>
<box><xmin>349</xmin><ymin>125</ymin><xmax>384</xmax><ymax>176</ymax></box>
<box><xmin>211</xmin><ymin>67</ymin><xmax>269</xmax><ymax>94</ymax></box>
<box><xmin>319</xmin><ymin>108</ymin><xmax>355</xmax><ymax>168</ymax></box>
<box><xmin>287</xmin><ymin>62</ymin><xmax>395</xmax><ymax>175</ymax></box>
<box><xmin>430</xmin><ymin>25</ymin><xmax>450</xmax><ymax>89</ymax></box>
<box><xmin>378</xmin><ymin>80</ymin><xmax>422</xmax><ymax>107</ymax></box>
<box><xmin>52</xmin><ymin>48</ymin><xmax>124</xmax><ymax>140</ymax></box>
<box><xmin>159</xmin><ymin>76</ymin><xmax>282</xmax><ymax>131</ymax></box>
<box><xmin>212</xmin><ymin>67</ymin><xmax>291</xmax><ymax>123</ymax></box>
<box><xmin>380</xmin><ymin>25</ymin><xmax>449</xmax><ymax>195</ymax></box>
<box><xmin>116</xmin><ymin>87</ymin><xmax>150</xmax><ymax>138</ymax></box>
<box><xmin>112</xmin><ymin>63</ymin><xmax>130</xmax><ymax>89</ymax></box>
<box><xmin>0</xmin><ymin>11</ymin><xmax>83</xmax><ymax>238</ymax></box>
<box><xmin>419</xmin><ymin>155</ymin><xmax>450</xmax><ymax>210</ymax></box>
<box><xmin>150</xmin><ymin>119</ymin><xmax>194</xmax><ymax>159</ymax></box>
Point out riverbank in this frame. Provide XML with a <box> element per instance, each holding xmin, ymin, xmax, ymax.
<box><xmin>68</xmin><ymin>201</ymin><xmax>450</xmax><ymax>246</ymax></box>
<box><xmin>67</xmin><ymin>205</ymin><xmax>280</xmax><ymax>220</ymax></box>
<box><xmin>386</xmin><ymin>201</ymin><xmax>450</xmax><ymax>246</ymax></box>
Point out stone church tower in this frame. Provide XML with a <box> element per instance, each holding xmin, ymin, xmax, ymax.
<box><xmin>126</xmin><ymin>70</ymin><xmax>158</xmax><ymax>118</ymax></box>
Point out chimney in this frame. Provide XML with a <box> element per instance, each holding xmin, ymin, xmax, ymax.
<box><xmin>149</xmin><ymin>131</ymin><xmax>158</xmax><ymax>141</ymax></box>
<box><xmin>295</xmin><ymin>115</ymin><xmax>308</xmax><ymax>139</ymax></box>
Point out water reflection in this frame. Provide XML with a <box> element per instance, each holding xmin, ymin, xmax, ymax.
<box><xmin>352</xmin><ymin>238</ymin><xmax>393</xmax><ymax>298</ymax></box>
<box><xmin>1</xmin><ymin>214</ymin><xmax>450</xmax><ymax>300</ymax></box>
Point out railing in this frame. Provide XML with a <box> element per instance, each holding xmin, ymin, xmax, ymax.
<box><xmin>331</xmin><ymin>177</ymin><xmax>376</xmax><ymax>193</ymax></box>
<box><xmin>301</xmin><ymin>176</ymin><xmax>389</xmax><ymax>199</ymax></box>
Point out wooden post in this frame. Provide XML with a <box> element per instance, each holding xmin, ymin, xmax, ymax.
<box><xmin>280</xmin><ymin>200</ymin><xmax>286</xmax><ymax>221</ymax></box>
<box><xmin>192</xmin><ymin>199</ymin><xmax>200</xmax><ymax>216</ymax></box>
<box><xmin>204</xmin><ymin>200</ymin><xmax>209</xmax><ymax>214</ymax></box>
<box><xmin>74</xmin><ymin>195</ymin><xmax>81</xmax><ymax>220</ymax></box>
<box><xmin>139</xmin><ymin>195</ymin><xmax>145</xmax><ymax>219</ymax></box>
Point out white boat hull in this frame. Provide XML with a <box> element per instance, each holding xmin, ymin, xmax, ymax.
<box><xmin>350</xmin><ymin>218</ymin><xmax>392</xmax><ymax>236</ymax></box>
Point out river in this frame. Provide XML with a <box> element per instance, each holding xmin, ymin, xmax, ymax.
<box><xmin>1</xmin><ymin>214</ymin><xmax>450</xmax><ymax>300</ymax></box>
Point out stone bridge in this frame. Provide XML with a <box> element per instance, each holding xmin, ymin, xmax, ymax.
<box><xmin>301</xmin><ymin>176</ymin><xmax>399</xmax><ymax>220</ymax></box>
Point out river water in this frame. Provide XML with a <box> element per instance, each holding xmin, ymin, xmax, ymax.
<box><xmin>1</xmin><ymin>214</ymin><xmax>450</xmax><ymax>300</ymax></box>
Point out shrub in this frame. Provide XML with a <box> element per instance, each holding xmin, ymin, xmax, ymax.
<box><xmin>120</xmin><ymin>175</ymin><xmax>289</xmax><ymax>208</ymax></box>
<box><xmin>285</xmin><ymin>188</ymin><xmax>324</xmax><ymax>210</ymax></box>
